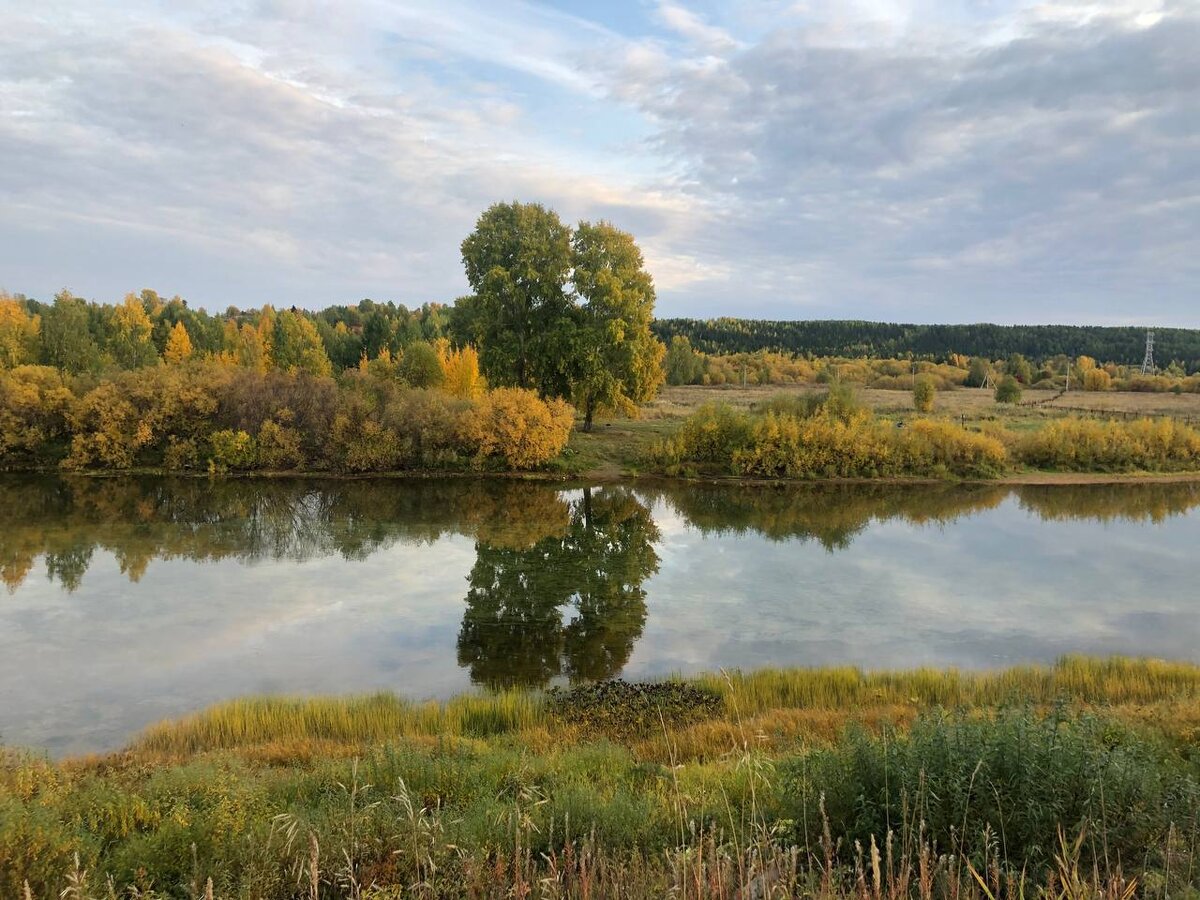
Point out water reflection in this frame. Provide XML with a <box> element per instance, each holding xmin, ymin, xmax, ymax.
<box><xmin>8</xmin><ymin>476</ymin><xmax>1199</xmax><ymax>595</ymax></box>
<box><xmin>459</xmin><ymin>488</ymin><xmax>658</xmax><ymax>688</ymax></box>
<box><xmin>3</xmin><ymin>475</ymin><xmax>1200</xmax><ymax>754</ymax></box>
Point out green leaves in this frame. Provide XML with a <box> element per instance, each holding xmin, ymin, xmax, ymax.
<box><xmin>457</xmin><ymin>204</ymin><xmax>666</xmax><ymax>427</ymax></box>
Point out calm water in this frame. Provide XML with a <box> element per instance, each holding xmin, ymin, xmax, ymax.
<box><xmin>2</xmin><ymin>475</ymin><xmax>1199</xmax><ymax>756</ymax></box>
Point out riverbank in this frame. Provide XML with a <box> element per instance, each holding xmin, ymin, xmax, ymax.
<box><xmin>5</xmin><ymin>658</ymin><xmax>1200</xmax><ymax>897</ymax></box>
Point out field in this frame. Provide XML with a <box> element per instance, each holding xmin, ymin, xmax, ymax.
<box><xmin>5</xmin><ymin>657</ymin><xmax>1200</xmax><ymax>898</ymax></box>
<box><xmin>565</xmin><ymin>384</ymin><xmax>1200</xmax><ymax>479</ymax></box>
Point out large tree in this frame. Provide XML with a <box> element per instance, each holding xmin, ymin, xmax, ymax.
<box><xmin>569</xmin><ymin>221</ymin><xmax>665</xmax><ymax>430</ymax></box>
<box><xmin>458</xmin><ymin>204</ymin><xmax>665</xmax><ymax>426</ymax></box>
<box><xmin>459</xmin><ymin>202</ymin><xmax>574</xmax><ymax>396</ymax></box>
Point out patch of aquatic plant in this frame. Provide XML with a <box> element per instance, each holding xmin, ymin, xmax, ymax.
<box><xmin>546</xmin><ymin>679</ymin><xmax>723</xmax><ymax>735</ymax></box>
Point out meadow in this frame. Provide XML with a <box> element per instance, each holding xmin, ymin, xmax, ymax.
<box><xmin>563</xmin><ymin>383</ymin><xmax>1200</xmax><ymax>480</ymax></box>
<box><xmin>5</xmin><ymin>657</ymin><xmax>1200</xmax><ymax>898</ymax></box>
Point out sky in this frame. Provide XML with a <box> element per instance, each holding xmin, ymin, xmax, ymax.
<box><xmin>2</xmin><ymin>0</ymin><xmax>1198</xmax><ymax>324</ymax></box>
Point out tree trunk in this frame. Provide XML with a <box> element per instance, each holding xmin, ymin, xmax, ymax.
<box><xmin>583</xmin><ymin>400</ymin><xmax>594</xmax><ymax>433</ymax></box>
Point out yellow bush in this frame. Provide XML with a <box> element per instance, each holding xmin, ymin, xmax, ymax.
<box><xmin>207</xmin><ymin>429</ymin><xmax>257</xmax><ymax>471</ymax></box>
<box><xmin>1082</xmin><ymin>368</ymin><xmax>1111</xmax><ymax>391</ymax></box>
<box><xmin>0</xmin><ymin>366</ymin><xmax>73</xmax><ymax>458</ymax></box>
<box><xmin>462</xmin><ymin>387</ymin><xmax>574</xmax><ymax>469</ymax></box>
<box><xmin>330</xmin><ymin>413</ymin><xmax>403</xmax><ymax>472</ymax></box>
<box><xmin>436</xmin><ymin>340</ymin><xmax>486</xmax><ymax>400</ymax></box>
<box><xmin>257</xmin><ymin>419</ymin><xmax>304</xmax><ymax>469</ymax></box>
<box><xmin>1017</xmin><ymin>417</ymin><xmax>1200</xmax><ymax>472</ymax></box>
<box><xmin>894</xmin><ymin>419</ymin><xmax>1008</xmax><ymax>477</ymax></box>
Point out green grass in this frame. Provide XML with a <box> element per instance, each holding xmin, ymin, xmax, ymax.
<box><xmin>8</xmin><ymin>657</ymin><xmax>1200</xmax><ymax>898</ymax></box>
<box><xmin>126</xmin><ymin>657</ymin><xmax>1200</xmax><ymax>758</ymax></box>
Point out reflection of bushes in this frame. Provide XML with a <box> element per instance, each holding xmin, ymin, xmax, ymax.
<box><xmin>0</xmin><ymin>476</ymin><xmax>574</xmax><ymax>592</ymax></box>
<box><xmin>1016</xmin><ymin>482</ymin><xmax>1200</xmax><ymax>522</ymax></box>
<box><xmin>648</xmin><ymin>481</ymin><xmax>1008</xmax><ymax>549</ymax></box>
<box><xmin>7</xmin><ymin>477</ymin><xmax>1200</xmax><ymax>593</ymax></box>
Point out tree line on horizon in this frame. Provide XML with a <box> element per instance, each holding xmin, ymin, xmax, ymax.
<box><xmin>653</xmin><ymin>318</ymin><xmax>1200</xmax><ymax>373</ymax></box>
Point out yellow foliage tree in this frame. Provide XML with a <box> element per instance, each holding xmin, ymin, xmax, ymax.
<box><xmin>462</xmin><ymin>387</ymin><xmax>574</xmax><ymax>469</ymax></box>
<box><xmin>163</xmin><ymin>322</ymin><xmax>194</xmax><ymax>364</ymax></box>
<box><xmin>0</xmin><ymin>298</ymin><xmax>41</xmax><ymax>368</ymax></box>
<box><xmin>436</xmin><ymin>338</ymin><xmax>485</xmax><ymax>400</ymax></box>
<box><xmin>1082</xmin><ymin>368</ymin><xmax>1112</xmax><ymax>391</ymax></box>
<box><xmin>111</xmin><ymin>294</ymin><xmax>157</xmax><ymax>368</ymax></box>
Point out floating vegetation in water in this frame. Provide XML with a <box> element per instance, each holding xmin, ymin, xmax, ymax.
<box><xmin>546</xmin><ymin>679</ymin><xmax>723</xmax><ymax>735</ymax></box>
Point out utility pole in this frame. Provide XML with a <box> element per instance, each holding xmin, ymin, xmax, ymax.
<box><xmin>1141</xmin><ymin>330</ymin><xmax>1156</xmax><ymax>375</ymax></box>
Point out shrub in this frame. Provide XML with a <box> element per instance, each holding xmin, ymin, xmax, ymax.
<box><xmin>207</xmin><ymin>429</ymin><xmax>257</xmax><ymax>471</ymax></box>
<box><xmin>731</xmin><ymin>411</ymin><xmax>894</xmax><ymax>478</ymax></box>
<box><xmin>649</xmin><ymin>402</ymin><xmax>754</xmax><ymax>469</ymax></box>
<box><xmin>256</xmin><ymin>419</ymin><xmax>304</xmax><ymax>469</ymax></box>
<box><xmin>0</xmin><ymin>365</ymin><xmax>73</xmax><ymax>462</ymax></box>
<box><xmin>398</xmin><ymin>341</ymin><xmax>445</xmax><ymax>389</ymax></box>
<box><xmin>330</xmin><ymin>413</ymin><xmax>403</xmax><ymax>472</ymax></box>
<box><xmin>1082</xmin><ymin>368</ymin><xmax>1111</xmax><ymax>391</ymax></box>
<box><xmin>461</xmin><ymin>387</ymin><xmax>574</xmax><ymax>469</ymax></box>
<box><xmin>995</xmin><ymin>374</ymin><xmax>1022</xmax><ymax>404</ymax></box>
<box><xmin>1016</xmin><ymin>417</ymin><xmax>1200</xmax><ymax>472</ymax></box>
<box><xmin>894</xmin><ymin>418</ymin><xmax>1008</xmax><ymax>477</ymax></box>
<box><xmin>779</xmin><ymin>708</ymin><xmax>1199</xmax><ymax>876</ymax></box>
<box><xmin>913</xmin><ymin>374</ymin><xmax>936</xmax><ymax>412</ymax></box>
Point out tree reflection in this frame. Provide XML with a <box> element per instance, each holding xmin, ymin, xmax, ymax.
<box><xmin>3</xmin><ymin>475</ymin><xmax>1200</xmax><ymax>597</ymax></box>
<box><xmin>457</xmin><ymin>487</ymin><xmax>659</xmax><ymax>688</ymax></box>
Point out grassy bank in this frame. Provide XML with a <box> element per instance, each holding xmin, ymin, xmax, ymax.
<box><xmin>5</xmin><ymin>658</ymin><xmax>1200</xmax><ymax>897</ymax></box>
<box><xmin>561</xmin><ymin>384</ymin><xmax>1200</xmax><ymax>480</ymax></box>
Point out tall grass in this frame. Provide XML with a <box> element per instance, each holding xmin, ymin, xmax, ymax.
<box><xmin>6</xmin><ymin>699</ymin><xmax>1200</xmax><ymax>898</ymax></box>
<box><xmin>135</xmin><ymin>690</ymin><xmax>545</xmax><ymax>754</ymax></box>
<box><xmin>704</xmin><ymin>655</ymin><xmax>1200</xmax><ymax>717</ymax></box>
<box><xmin>132</xmin><ymin>657</ymin><xmax>1200</xmax><ymax>757</ymax></box>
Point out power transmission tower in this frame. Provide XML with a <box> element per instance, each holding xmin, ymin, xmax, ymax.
<box><xmin>1141</xmin><ymin>330</ymin><xmax>1156</xmax><ymax>375</ymax></box>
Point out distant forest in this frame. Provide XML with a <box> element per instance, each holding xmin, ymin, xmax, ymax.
<box><xmin>652</xmin><ymin>319</ymin><xmax>1200</xmax><ymax>370</ymax></box>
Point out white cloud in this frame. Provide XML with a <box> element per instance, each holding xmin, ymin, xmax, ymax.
<box><xmin>2</xmin><ymin>0</ymin><xmax>1198</xmax><ymax>323</ymax></box>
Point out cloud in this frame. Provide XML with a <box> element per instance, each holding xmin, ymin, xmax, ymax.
<box><xmin>605</xmin><ymin>5</ymin><xmax>1200</xmax><ymax>321</ymax></box>
<box><xmin>1</xmin><ymin>1</ymin><xmax>1198</xmax><ymax>323</ymax></box>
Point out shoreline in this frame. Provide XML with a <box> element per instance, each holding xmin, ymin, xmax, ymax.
<box><xmin>5</xmin><ymin>464</ymin><xmax>1200</xmax><ymax>487</ymax></box>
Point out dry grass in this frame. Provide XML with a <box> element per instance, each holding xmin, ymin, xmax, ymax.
<box><xmin>652</xmin><ymin>384</ymin><xmax>1200</xmax><ymax>423</ymax></box>
<box><xmin>126</xmin><ymin>656</ymin><xmax>1200</xmax><ymax>762</ymax></box>
<box><xmin>568</xmin><ymin>385</ymin><xmax>1200</xmax><ymax>478</ymax></box>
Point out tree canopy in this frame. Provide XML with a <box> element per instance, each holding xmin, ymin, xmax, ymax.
<box><xmin>456</xmin><ymin>202</ymin><xmax>666</xmax><ymax>426</ymax></box>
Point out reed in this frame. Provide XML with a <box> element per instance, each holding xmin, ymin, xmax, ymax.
<box><xmin>135</xmin><ymin>689</ymin><xmax>545</xmax><ymax>754</ymax></box>
<box><xmin>130</xmin><ymin>657</ymin><xmax>1200</xmax><ymax>758</ymax></box>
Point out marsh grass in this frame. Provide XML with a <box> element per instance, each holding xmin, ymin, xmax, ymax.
<box><xmin>133</xmin><ymin>657</ymin><xmax>1200</xmax><ymax>757</ymax></box>
<box><xmin>135</xmin><ymin>690</ymin><xmax>545</xmax><ymax>755</ymax></box>
<box><xmin>8</xmin><ymin>658</ymin><xmax>1200</xmax><ymax>898</ymax></box>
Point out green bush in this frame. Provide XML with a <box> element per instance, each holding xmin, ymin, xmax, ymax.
<box><xmin>995</xmin><ymin>374</ymin><xmax>1022</xmax><ymax>404</ymax></box>
<box><xmin>913</xmin><ymin>374</ymin><xmax>936</xmax><ymax>412</ymax></box>
<box><xmin>779</xmin><ymin>707</ymin><xmax>1199</xmax><ymax>875</ymax></box>
<box><xmin>207</xmin><ymin>429</ymin><xmax>257</xmax><ymax>471</ymax></box>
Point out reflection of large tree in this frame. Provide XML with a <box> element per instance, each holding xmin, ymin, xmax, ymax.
<box><xmin>457</xmin><ymin>487</ymin><xmax>659</xmax><ymax>689</ymax></box>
